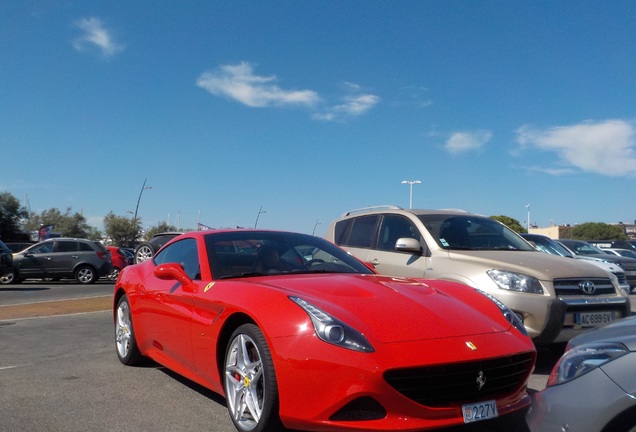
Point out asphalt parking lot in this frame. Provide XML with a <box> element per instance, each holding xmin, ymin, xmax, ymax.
<box><xmin>1</xmin><ymin>282</ymin><xmax>634</xmax><ymax>432</ymax></box>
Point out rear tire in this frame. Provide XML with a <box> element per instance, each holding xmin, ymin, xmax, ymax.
<box><xmin>75</xmin><ymin>266</ymin><xmax>97</xmax><ymax>284</ymax></box>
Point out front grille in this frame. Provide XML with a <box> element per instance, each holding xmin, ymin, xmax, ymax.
<box><xmin>553</xmin><ymin>277</ymin><xmax>616</xmax><ymax>296</ymax></box>
<box><xmin>615</xmin><ymin>272</ymin><xmax>627</xmax><ymax>285</ymax></box>
<box><xmin>384</xmin><ymin>352</ymin><xmax>534</xmax><ymax>407</ymax></box>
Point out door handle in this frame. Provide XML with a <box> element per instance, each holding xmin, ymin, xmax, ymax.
<box><xmin>72</xmin><ymin>255</ymin><xmax>79</xmax><ymax>259</ymax></box>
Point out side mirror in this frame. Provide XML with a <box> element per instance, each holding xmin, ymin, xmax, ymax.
<box><xmin>154</xmin><ymin>263</ymin><xmax>197</xmax><ymax>293</ymax></box>
<box><xmin>395</xmin><ymin>237</ymin><xmax>422</xmax><ymax>253</ymax></box>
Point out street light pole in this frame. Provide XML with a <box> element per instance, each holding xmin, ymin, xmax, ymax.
<box><xmin>526</xmin><ymin>204</ymin><xmax>531</xmax><ymax>230</ymax></box>
<box><xmin>254</xmin><ymin>205</ymin><xmax>266</xmax><ymax>228</ymax></box>
<box><xmin>133</xmin><ymin>178</ymin><xmax>153</xmax><ymax>220</ymax></box>
<box><xmin>401</xmin><ymin>180</ymin><xmax>421</xmax><ymax>209</ymax></box>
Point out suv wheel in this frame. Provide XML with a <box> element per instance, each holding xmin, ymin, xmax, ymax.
<box><xmin>135</xmin><ymin>244</ymin><xmax>154</xmax><ymax>264</ymax></box>
<box><xmin>76</xmin><ymin>266</ymin><xmax>97</xmax><ymax>284</ymax></box>
<box><xmin>0</xmin><ymin>269</ymin><xmax>18</xmax><ymax>284</ymax></box>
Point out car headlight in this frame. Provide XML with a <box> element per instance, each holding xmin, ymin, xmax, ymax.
<box><xmin>487</xmin><ymin>269</ymin><xmax>544</xmax><ymax>294</ymax></box>
<box><xmin>547</xmin><ymin>343</ymin><xmax>628</xmax><ymax>387</ymax></box>
<box><xmin>476</xmin><ymin>289</ymin><xmax>528</xmax><ymax>336</ymax></box>
<box><xmin>289</xmin><ymin>296</ymin><xmax>374</xmax><ymax>353</ymax></box>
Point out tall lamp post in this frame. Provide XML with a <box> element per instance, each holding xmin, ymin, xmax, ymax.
<box><xmin>254</xmin><ymin>205</ymin><xmax>266</xmax><ymax>228</ymax></box>
<box><xmin>526</xmin><ymin>204</ymin><xmax>531</xmax><ymax>230</ymax></box>
<box><xmin>133</xmin><ymin>178</ymin><xmax>153</xmax><ymax>220</ymax></box>
<box><xmin>401</xmin><ymin>180</ymin><xmax>421</xmax><ymax>209</ymax></box>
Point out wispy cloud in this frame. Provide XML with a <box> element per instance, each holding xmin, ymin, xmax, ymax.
<box><xmin>196</xmin><ymin>62</ymin><xmax>380</xmax><ymax>121</ymax></box>
<box><xmin>196</xmin><ymin>62</ymin><xmax>320</xmax><ymax>108</ymax></box>
<box><xmin>444</xmin><ymin>130</ymin><xmax>492</xmax><ymax>155</ymax></box>
<box><xmin>73</xmin><ymin>17</ymin><xmax>124</xmax><ymax>59</ymax></box>
<box><xmin>516</xmin><ymin>119</ymin><xmax>636</xmax><ymax>177</ymax></box>
<box><xmin>312</xmin><ymin>92</ymin><xmax>381</xmax><ymax>121</ymax></box>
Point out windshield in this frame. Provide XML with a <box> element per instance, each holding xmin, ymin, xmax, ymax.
<box><xmin>523</xmin><ymin>235</ymin><xmax>573</xmax><ymax>257</ymax></box>
<box><xmin>418</xmin><ymin>214</ymin><xmax>535</xmax><ymax>251</ymax></box>
<box><xmin>205</xmin><ymin>231</ymin><xmax>374</xmax><ymax>279</ymax></box>
<box><xmin>566</xmin><ymin>241</ymin><xmax>607</xmax><ymax>255</ymax></box>
<box><xmin>0</xmin><ymin>240</ymin><xmax>11</xmax><ymax>253</ymax></box>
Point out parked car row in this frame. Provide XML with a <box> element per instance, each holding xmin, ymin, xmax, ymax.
<box><xmin>0</xmin><ymin>238</ymin><xmax>113</xmax><ymax>284</ymax></box>
<box><xmin>4</xmin><ymin>207</ymin><xmax>635</xmax><ymax>431</ymax></box>
<box><xmin>0</xmin><ymin>234</ymin><xmax>159</xmax><ymax>284</ymax></box>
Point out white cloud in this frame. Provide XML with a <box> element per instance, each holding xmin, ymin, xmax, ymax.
<box><xmin>516</xmin><ymin>119</ymin><xmax>636</xmax><ymax>177</ymax></box>
<box><xmin>197</xmin><ymin>63</ymin><xmax>380</xmax><ymax>121</ymax></box>
<box><xmin>73</xmin><ymin>17</ymin><xmax>124</xmax><ymax>58</ymax></box>
<box><xmin>312</xmin><ymin>93</ymin><xmax>381</xmax><ymax>121</ymax></box>
<box><xmin>444</xmin><ymin>130</ymin><xmax>492</xmax><ymax>154</ymax></box>
<box><xmin>196</xmin><ymin>62</ymin><xmax>320</xmax><ymax>108</ymax></box>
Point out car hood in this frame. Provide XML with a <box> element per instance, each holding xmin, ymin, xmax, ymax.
<box><xmin>576</xmin><ymin>257</ymin><xmax>624</xmax><ymax>273</ymax></box>
<box><xmin>569</xmin><ymin>315</ymin><xmax>636</xmax><ymax>351</ymax></box>
<box><xmin>578</xmin><ymin>253</ymin><xmax>636</xmax><ymax>265</ymax></box>
<box><xmin>446</xmin><ymin>250</ymin><xmax>609</xmax><ymax>281</ymax></box>
<box><xmin>252</xmin><ymin>273</ymin><xmax>511</xmax><ymax>343</ymax></box>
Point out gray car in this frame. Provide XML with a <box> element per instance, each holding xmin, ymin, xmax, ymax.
<box><xmin>1</xmin><ymin>237</ymin><xmax>113</xmax><ymax>284</ymax></box>
<box><xmin>527</xmin><ymin>315</ymin><xmax>636</xmax><ymax>432</ymax></box>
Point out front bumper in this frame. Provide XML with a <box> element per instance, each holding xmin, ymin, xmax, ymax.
<box><xmin>272</xmin><ymin>330</ymin><xmax>535</xmax><ymax>431</ymax></box>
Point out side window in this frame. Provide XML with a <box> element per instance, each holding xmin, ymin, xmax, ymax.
<box><xmin>345</xmin><ymin>215</ymin><xmax>379</xmax><ymax>248</ymax></box>
<box><xmin>55</xmin><ymin>241</ymin><xmax>78</xmax><ymax>252</ymax></box>
<box><xmin>78</xmin><ymin>242</ymin><xmax>94</xmax><ymax>252</ymax></box>
<box><xmin>154</xmin><ymin>238</ymin><xmax>200</xmax><ymax>280</ymax></box>
<box><xmin>377</xmin><ymin>215</ymin><xmax>421</xmax><ymax>251</ymax></box>
<box><xmin>30</xmin><ymin>243</ymin><xmax>53</xmax><ymax>254</ymax></box>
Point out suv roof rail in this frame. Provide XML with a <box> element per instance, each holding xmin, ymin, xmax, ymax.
<box><xmin>437</xmin><ymin>208</ymin><xmax>470</xmax><ymax>213</ymax></box>
<box><xmin>341</xmin><ymin>205</ymin><xmax>403</xmax><ymax>217</ymax></box>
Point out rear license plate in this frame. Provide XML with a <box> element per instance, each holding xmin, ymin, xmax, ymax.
<box><xmin>575</xmin><ymin>311</ymin><xmax>615</xmax><ymax>327</ymax></box>
<box><xmin>462</xmin><ymin>400</ymin><xmax>498</xmax><ymax>424</ymax></box>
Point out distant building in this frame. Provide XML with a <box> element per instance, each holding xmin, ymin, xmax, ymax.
<box><xmin>529</xmin><ymin>222</ymin><xmax>636</xmax><ymax>239</ymax></box>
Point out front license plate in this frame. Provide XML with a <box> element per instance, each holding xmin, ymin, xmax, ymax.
<box><xmin>575</xmin><ymin>311</ymin><xmax>615</xmax><ymax>327</ymax></box>
<box><xmin>462</xmin><ymin>400</ymin><xmax>498</xmax><ymax>424</ymax></box>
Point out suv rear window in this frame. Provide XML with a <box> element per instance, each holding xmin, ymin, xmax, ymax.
<box><xmin>337</xmin><ymin>215</ymin><xmax>379</xmax><ymax>248</ymax></box>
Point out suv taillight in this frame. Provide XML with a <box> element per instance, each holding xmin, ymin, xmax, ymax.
<box><xmin>97</xmin><ymin>251</ymin><xmax>107</xmax><ymax>260</ymax></box>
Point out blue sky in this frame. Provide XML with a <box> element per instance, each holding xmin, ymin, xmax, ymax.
<box><xmin>3</xmin><ymin>1</ymin><xmax>636</xmax><ymax>236</ymax></box>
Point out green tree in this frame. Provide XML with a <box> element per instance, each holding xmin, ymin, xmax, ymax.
<box><xmin>26</xmin><ymin>207</ymin><xmax>101</xmax><ymax>240</ymax></box>
<box><xmin>569</xmin><ymin>222</ymin><xmax>627</xmax><ymax>240</ymax></box>
<box><xmin>103</xmin><ymin>212</ymin><xmax>141</xmax><ymax>247</ymax></box>
<box><xmin>490</xmin><ymin>215</ymin><xmax>526</xmax><ymax>233</ymax></box>
<box><xmin>0</xmin><ymin>191</ymin><xmax>28</xmax><ymax>240</ymax></box>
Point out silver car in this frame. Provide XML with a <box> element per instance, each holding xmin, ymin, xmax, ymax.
<box><xmin>526</xmin><ymin>315</ymin><xmax>636</xmax><ymax>431</ymax></box>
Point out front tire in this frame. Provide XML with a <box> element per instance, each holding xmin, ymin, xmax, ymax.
<box><xmin>224</xmin><ymin>324</ymin><xmax>282</xmax><ymax>432</ymax></box>
<box><xmin>115</xmin><ymin>295</ymin><xmax>142</xmax><ymax>365</ymax></box>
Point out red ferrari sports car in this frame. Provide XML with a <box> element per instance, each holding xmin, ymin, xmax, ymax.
<box><xmin>113</xmin><ymin>230</ymin><xmax>536</xmax><ymax>432</ymax></box>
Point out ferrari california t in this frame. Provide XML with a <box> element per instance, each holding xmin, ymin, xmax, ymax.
<box><xmin>113</xmin><ymin>229</ymin><xmax>536</xmax><ymax>432</ymax></box>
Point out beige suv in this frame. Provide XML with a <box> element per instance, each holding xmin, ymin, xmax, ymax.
<box><xmin>326</xmin><ymin>206</ymin><xmax>631</xmax><ymax>345</ymax></box>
